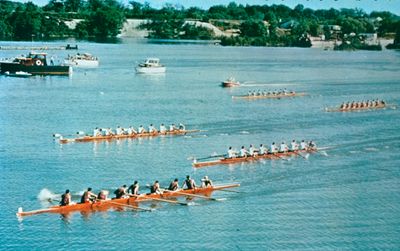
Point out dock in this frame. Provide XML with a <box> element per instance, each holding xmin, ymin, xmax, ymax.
<box><xmin>0</xmin><ymin>44</ymin><xmax>78</xmax><ymax>50</ymax></box>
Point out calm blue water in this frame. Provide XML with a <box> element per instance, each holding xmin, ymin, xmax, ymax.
<box><xmin>1</xmin><ymin>39</ymin><xmax>399</xmax><ymax>250</ymax></box>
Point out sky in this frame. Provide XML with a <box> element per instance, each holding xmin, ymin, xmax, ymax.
<box><xmin>13</xmin><ymin>0</ymin><xmax>400</xmax><ymax>15</ymax></box>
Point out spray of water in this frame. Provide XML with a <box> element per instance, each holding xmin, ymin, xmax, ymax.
<box><xmin>37</xmin><ymin>188</ymin><xmax>59</xmax><ymax>201</ymax></box>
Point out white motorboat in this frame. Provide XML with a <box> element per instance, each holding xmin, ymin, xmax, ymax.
<box><xmin>64</xmin><ymin>53</ymin><xmax>99</xmax><ymax>68</ymax></box>
<box><xmin>135</xmin><ymin>58</ymin><xmax>166</xmax><ymax>74</ymax></box>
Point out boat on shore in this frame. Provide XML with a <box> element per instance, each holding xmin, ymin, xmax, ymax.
<box><xmin>221</xmin><ymin>77</ymin><xmax>240</xmax><ymax>87</ymax></box>
<box><xmin>0</xmin><ymin>52</ymin><xmax>71</xmax><ymax>75</ymax></box>
<box><xmin>4</xmin><ymin>71</ymin><xmax>32</xmax><ymax>77</ymax></box>
<box><xmin>16</xmin><ymin>183</ymin><xmax>240</xmax><ymax>217</ymax></box>
<box><xmin>57</xmin><ymin>129</ymin><xmax>200</xmax><ymax>144</ymax></box>
<box><xmin>64</xmin><ymin>53</ymin><xmax>99</xmax><ymax>68</ymax></box>
<box><xmin>193</xmin><ymin>149</ymin><xmax>320</xmax><ymax>168</ymax></box>
<box><xmin>135</xmin><ymin>58</ymin><xmax>166</xmax><ymax>73</ymax></box>
<box><xmin>233</xmin><ymin>92</ymin><xmax>307</xmax><ymax>99</ymax></box>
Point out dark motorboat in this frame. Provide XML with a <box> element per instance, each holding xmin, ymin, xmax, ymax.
<box><xmin>0</xmin><ymin>52</ymin><xmax>72</xmax><ymax>76</ymax></box>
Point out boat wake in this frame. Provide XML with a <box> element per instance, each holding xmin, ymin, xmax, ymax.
<box><xmin>365</xmin><ymin>147</ymin><xmax>379</xmax><ymax>152</ymax></box>
<box><xmin>239</xmin><ymin>131</ymin><xmax>250</xmax><ymax>134</ymax></box>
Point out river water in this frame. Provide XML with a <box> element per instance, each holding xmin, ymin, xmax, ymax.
<box><xmin>0</xmin><ymin>39</ymin><xmax>399</xmax><ymax>250</ymax></box>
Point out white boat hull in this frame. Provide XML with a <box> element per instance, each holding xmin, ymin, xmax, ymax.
<box><xmin>135</xmin><ymin>66</ymin><xmax>166</xmax><ymax>74</ymax></box>
<box><xmin>64</xmin><ymin>59</ymin><xmax>99</xmax><ymax>68</ymax></box>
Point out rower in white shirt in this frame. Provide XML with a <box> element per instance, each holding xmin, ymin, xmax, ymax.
<box><xmin>279</xmin><ymin>142</ymin><xmax>288</xmax><ymax>153</ymax></box>
<box><xmin>270</xmin><ymin>142</ymin><xmax>278</xmax><ymax>154</ymax></box>
<box><xmin>105</xmin><ymin>128</ymin><xmax>113</xmax><ymax>136</ymax></box>
<box><xmin>290</xmin><ymin>140</ymin><xmax>299</xmax><ymax>152</ymax></box>
<box><xmin>93</xmin><ymin>127</ymin><xmax>101</xmax><ymax>137</ymax></box>
<box><xmin>227</xmin><ymin>146</ymin><xmax>236</xmax><ymax>158</ymax></box>
<box><xmin>300</xmin><ymin>140</ymin><xmax>307</xmax><ymax>150</ymax></box>
<box><xmin>239</xmin><ymin>146</ymin><xmax>248</xmax><ymax>157</ymax></box>
<box><xmin>127</xmin><ymin>126</ymin><xmax>137</xmax><ymax>135</ymax></box>
<box><xmin>160</xmin><ymin>123</ymin><xmax>167</xmax><ymax>133</ymax></box>
<box><xmin>249</xmin><ymin>144</ymin><xmax>256</xmax><ymax>156</ymax></box>
<box><xmin>259</xmin><ymin>144</ymin><xmax>267</xmax><ymax>155</ymax></box>
<box><xmin>148</xmin><ymin>124</ymin><xmax>157</xmax><ymax>133</ymax></box>
<box><xmin>169</xmin><ymin>124</ymin><xmax>177</xmax><ymax>132</ymax></box>
<box><xmin>178</xmin><ymin>123</ymin><xmax>185</xmax><ymax>130</ymax></box>
<box><xmin>115</xmin><ymin>126</ymin><xmax>123</xmax><ymax>135</ymax></box>
<box><xmin>138</xmin><ymin>125</ymin><xmax>145</xmax><ymax>134</ymax></box>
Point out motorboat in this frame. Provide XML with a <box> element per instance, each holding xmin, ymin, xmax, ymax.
<box><xmin>221</xmin><ymin>77</ymin><xmax>240</xmax><ymax>87</ymax></box>
<box><xmin>64</xmin><ymin>53</ymin><xmax>99</xmax><ymax>68</ymax></box>
<box><xmin>135</xmin><ymin>58</ymin><xmax>166</xmax><ymax>74</ymax></box>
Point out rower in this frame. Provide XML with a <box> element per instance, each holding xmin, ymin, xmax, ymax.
<box><xmin>150</xmin><ymin>181</ymin><xmax>162</xmax><ymax>194</ymax></box>
<box><xmin>128</xmin><ymin>181</ymin><xmax>139</xmax><ymax>195</ymax></box>
<box><xmin>249</xmin><ymin>144</ymin><xmax>256</xmax><ymax>156</ymax></box>
<box><xmin>178</xmin><ymin>123</ymin><xmax>186</xmax><ymax>130</ymax></box>
<box><xmin>160</xmin><ymin>123</ymin><xmax>167</xmax><ymax>133</ymax></box>
<box><xmin>201</xmin><ymin>176</ymin><xmax>213</xmax><ymax>187</ymax></box>
<box><xmin>257</xmin><ymin>90</ymin><xmax>262</xmax><ymax>96</ymax></box>
<box><xmin>93</xmin><ymin>127</ymin><xmax>101</xmax><ymax>137</ymax></box>
<box><xmin>116</xmin><ymin>126</ymin><xmax>123</xmax><ymax>135</ymax></box>
<box><xmin>279</xmin><ymin>142</ymin><xmax>288</xmax><ymax>153</ymax></box>
<box><xmin>182</xmin><ymin>175</ymin><xmax>196</xmax><ymax>190</ymax></box>
<box><xmin>169</xmin><ymin>123</ymin><xmax>177</xmax><ymax>132</ymax></box>
<box><xmin>138</xmin><ymin>125</ymin><xmax>145</xmax><ymax>134</ymax></box>
<box><xmin>60</xmin><ymin>189</ymin><xmax>71</xmax><ymax>206</ymax></box>
<box><xmin>114</xmin><ymin>185</ymin><xmax>127</xmax><ymax>199</ymax></box>
<box><xmin>105</xmin><ymin>128</ymin><xmax>113</xmax><ymax>136</ymax></box>
<box><xmin>227</xmin><ymin>146</ymin><xmax>236</xmax><ymax>158</ymax></box>
<box><xmin>247</xmin><ymin>90</ymin><xmax>252</xmax><ymax>96</ymax></box>
<box><xmin>300</xmin><ymin>140</ymin><xmax>307</xmax><ymax>150</ymax></box>
<box><xmin>381</xmin><ymin>100</ymin><xmax>386</xmax><ymax>105</ymax></box>
<box><xmin>290</xmin><ymin>140</ymin><xmax>299</xmax><ymax>152</ymax></box>
<box><xmin>81</xmin><ymin>187</ymin><xmax>97</xmax><ymax>203</ymax></box>
<box><xmin>340</xmin><ymin>103</ymin><xmax>345</xmax><ymax>109</ymax></box>
<box><xmin>168</xmin><ymin>178</ymin><xmax>179</xmax><ymax>191</ymax></box>
<box><xmin>148</xmin><ymin>124</ymin><xmax>157</xmax><ymax>133</ymax></box>
<box><xmin>270</xmin><ymin>142</ymin><xmax>278</xmax><ymax>154</ymax></box>
<box><xmin>308</xmin><ymin>141</ymin><xmax>317</xmax><ymax>150</ymax></box>
<box><xmin>239</xmin><ymin>146</ymin><xmax>248</xmax><ymax>158</ymax></box>
<box><xmin>259</xmin><ymin>144</ymin><xmax>267</xmax><ymax>155</ymax></box>
<box><xmin>97</xmin><ymin>190</ymin><xmax>108</xmax><ymax>200</ymax></box>
<box><xmin>127</xmin><ymin>126</ymin><xmax>137</xmax><ymax>135</ymax></box>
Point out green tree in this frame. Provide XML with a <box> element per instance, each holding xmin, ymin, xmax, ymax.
<box><xmin>240</xmin><ymin>20</ymin><xmax>267</xmax><ymax>37</ymax></box>
<box><xmin>9</xmin><ymin>3</ymin><xmax>42</xmax><ymax>40</ymax></box>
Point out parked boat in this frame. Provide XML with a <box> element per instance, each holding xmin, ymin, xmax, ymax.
<box><xmin>4</xmin><ymin>71</ymin><xmax>32</xmax><ymax>77</ymax></box>
<box><xmin>0</xmin><ymin>52</ymin><xmax>71</xmax><ymax>75</ymax></box>
<box><xmin>135</xmin><ymin>58</ymin><xmax>166</xmax><ymax>73</ymax></box>
<box><xmin>16</xmin><ymin>183</ymin><xmax>240</xmax><ymax>217</ymax></box>
<box><xmin>221</xmin><ymin>77</ymin><xmax>240</xmax><ymax>87</ymax></box>
<box><xmin>64</xmin><ymin>53</ymin><xmax>99</xmax><ymax>68</ymax></box>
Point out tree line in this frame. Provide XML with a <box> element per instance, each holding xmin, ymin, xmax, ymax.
<box><xmin>0</xmin><ymin>0</ymin><xmax>399</xmax><ymax>48</ymax></box>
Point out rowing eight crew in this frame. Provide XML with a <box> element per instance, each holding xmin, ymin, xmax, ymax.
<box><xmin>227</xmin><ymin>140</ymin><xmax>317</xmax><ymax>158</ymax></box>
<box><xmin>340</xmin><ymin>99</ymin><xmax>385</xmax><ymax>110</ymax></box>
<box><xmin>92</xmin><ymin>123</ymin><xmax>186</xmax><ymax>137</ymax></box>
<box><xmin>247</xmin><ymin>88</ymin><xmax>295</xmax><ymax>97</ymax></box>
<box><xmin>59</xmin><ymin>175</ymin><xmax>213</xmax><ymax>206</ymax></box>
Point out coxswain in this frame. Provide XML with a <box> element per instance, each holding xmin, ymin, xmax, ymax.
<box><xmin>169</xmin><ymin>123</ymin><xmax>177</xmax><ymax>132</ymax></box>
<box><xmin>128</xmin><ymin>181</ymin><xmax>139</xmax><ymax>195</ymax></box>
<box><xmin>148</xmin><ymin>124</ymin><xmax>157</xmax><ymax>133</ymax></box>
<box><xmin>300</xmin><ymin>140</ymin><xmax>307</xmax><ymax>150</ymax></box>
<box><xmin>279</xmin><ymin>142</ymin><xmax>288</xmax><ymax>153</ymax></box>
<box><xmin>249</xmin><ymin>144</ymin><xmax>256</xmax><ymax>156</ymax></box>
<box><xmin>227</xmin><ymin>146</ymin><xmax>236</xmax><ymax>158</ymax></box>
<box><xmin>201</xmin><ymin>176</ymin><xmax>213</xmax><ymax>187</ymax></box>
<box><xmin>97</xmin><ymin>190</ymin><xmax>108</xmax><ymax>200</ymax></box>
<box><xmin>290</xmin><ymin>140</ymin><xmax>299</xmax><ymax>152</ymax></box>
<box><xmin>182</xmin><ymin>175</ymin><xmax>196</xmax><ymax>189</ymax></box>
<box><xmin>308</xmin><ymin>141</ymin><xmax>317</xmax><ymax>150</ymax></box>
<box><xmin>270</xmin><ymin>142</ymin><xmax>278</xmax><ymax>154</ymax></box>
<box><xmin>178</xmin><ymin>123</ymin><xmax>186</xmax><ymax>130</ymax></box>
<box><xmin>259</xmin><ymin>144</ymin><xmax>267</xmax><ymax>155</ymax></box>
<box><xmin>114</xmin><ymin>185</ymin><xmax>127</xmax><ymax>199</ymax></box>
<box><xmin>239</xmin><ymin>146</ymin><xmax>248</xmax><ymax>158</ymax></box>
<box><xmin>160</xmin><ymin>123</ymin><xmax>167</xmax><ymax>133</ymax></box>
<box><xmin>60</xmin><ymin>189</ymin><xmax>71</xmax><ymax>206</ymax></box>
<box><xmin>168</xmin><ymin>178</ymin><xmax>179</xmax><ymax>191</ymax></box>
<box><xmin>81</xmin><ymin>188</ymin><xmax>97</xmax><ymax>203</ymax></box>
<box><xmin>138</xmin><ymin>125</ymin><xmax>145</xmax><ymax>134</ymax></box>
<box><xmin>150</xmin><ymin>181</ymin><xmax>162</xmax><ymax>194</ymax></box>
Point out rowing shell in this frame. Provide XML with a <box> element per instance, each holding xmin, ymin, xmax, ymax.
<box><xmin>325</xmin><ymin>104</ymin><xmax>386</xmax><ymax>112</ymax></box>
<box><xmin>232</xmin><ymin>92</ymin><xmax>307</xmax><ymax>100</ymax></box>
<box><xmin>16</xmin><ymin>183</ymin><xmax>239</xmax><ymax>217</ymax></box>
<box><xmin>193</xmin><ymin>149</ymin><xmax>317</xmax><ymax>168</ymax></box>
<box><xmin>59</xmin><ymin>129</ymin><xmax>200</xmax><ymax>144</ymax></box>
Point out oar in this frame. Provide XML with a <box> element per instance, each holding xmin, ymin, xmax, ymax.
<box><xmin>219</xmin><ymin>189</ymin><xmax>243</xmax><ymax>194</ymax></box>
<box><xmin>150</xmin><ymin>197</ymin><xmax>189</xmax><ymax>206</ymax></box>
<box><xmin>189</xmin><ymin>154</ymin><xmax>227</xmax><ymax>161</ymax></box>
<box><xmin>107</xmin><ymin>201</ymin><xmax>153</xmax><ymax>212</ymax></box>
<box><xmin>172</xmin><ymin>190</ymin><xmax>226</xmax><ymax>201</ymax></box>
